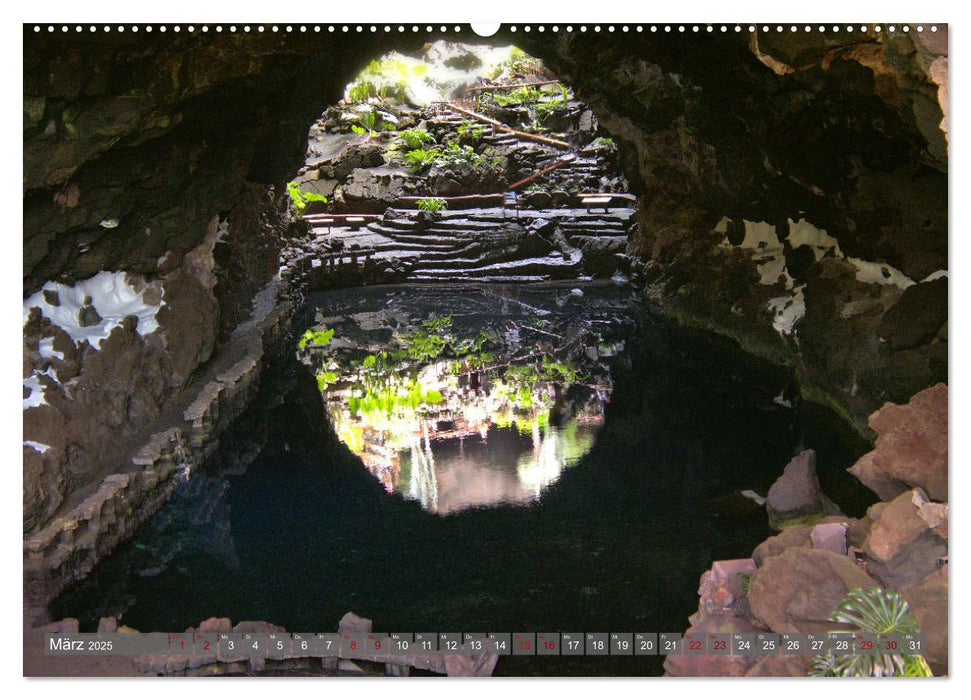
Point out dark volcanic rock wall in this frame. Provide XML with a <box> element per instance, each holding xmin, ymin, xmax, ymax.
<box><xmin>514</xmin><ymin>28</ymin><xmax>947</xmax><ymax>433</ymax></box>
<box><xmin>23</xmin><ymin>26</ymin><xmax>947</xmax><ymax>533</ymax></box>
<box><xmin>22</xmin><ymin>30</ymin><xmax>421</xmax><ymax>532</ymax></box>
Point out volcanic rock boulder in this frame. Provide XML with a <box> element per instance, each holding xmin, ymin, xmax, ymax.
<box><xmin>901</xmin><ymin>565</ymin><xmax>948</xmax><ymax>676</ymax></box>
<box><xmin>752</xmin><ymin>515</ymin><xmax>849</xmax><ymax>565</ymax></box>
<box><xmin>663</xmin><ymin>614</ymin><xmax>760</xmax><ymax>677</ymax></box>
<box><xmin>877</xmin><ymin>277</ymin><xmax>947</xmax><ymax>351</ymax></box>
<box><xmin>848</xmin><ymin>383</ymin><xmax>947</xmax><ymax>501</ymax></box>
<box><xmin>748</xmin><ymin>548</ymin><xmax>876</xmax><ymax>634</ymax></box>
<box><xmin>862</xmin><ymin>488</ymin><xmax>947</xmax><ymax>589</ymax></box>
<box><xmin>765</xmin><ymin>449</ymin><xmax>841</xmax><ymax>530</ymax></box>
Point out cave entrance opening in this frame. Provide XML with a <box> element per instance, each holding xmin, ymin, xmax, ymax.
<box><xmin>279</xmin><ymin>42</ymin><xmax>640</xmax><ymax>511</ymax></box>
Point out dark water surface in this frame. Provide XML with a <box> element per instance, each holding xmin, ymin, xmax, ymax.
<box><xmin>51</xmin><ymin>284</ymin><xmax>873</xmax><ymax>676</ymax></box>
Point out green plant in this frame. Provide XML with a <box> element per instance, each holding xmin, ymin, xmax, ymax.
<box><xmin>487</xmin><ymin>47</ymin><xmax>545</xmax><ymax>81</ymax></box>
<box><xmin>417</xmin><ymin>197</ymin><xmax>448</xmax><ymax>213</ymax></box>
<box><xmin>457</xmin><ymin>120</ymin><xmax>489</xmax><ymax>140</ymax></box>
<box><xmin>439</xmin><ymin>142</ymin><xmax>482</xmax><ymax>168</ymax></box>
<box><xmin>345</xmin><ymin>55</ymin><xmax>428</xmax><ymax>105</ymax></box>
<box><xmin>350</xmin><ymin>110</ymin><xmax>394</xmax><ymax>139</ymax></box>
<box><xmin>298</xmin><ymin>327</ymin><xmax>335</xmax><ymax>350</ymax></box>
<box><xmin>400</xmin><ymin>127</ymin><xmax>436</xmax><ymax>150</ymax></box>
<box><xmin>316</xmin><ymin>370</ymin><xmax>339</xmax><ymax>391</ymax></box>
<box><xmin>403</xmin><ymin>143</ymin><xmax>484</xmax><ymax>174</ymax></box>
<box><xmin>406</xmin><ymin>315</ymin><xmax>453</xmax><ymax>361</ymax></box>
<box><xmin>533</xmin><ymin>84</ymin><xmax>571</xmax><ymax>122</ymax></box>
<box><xmin>403</xmin><ymin>148</ymin><xmax>440</xmax><ymax>173</ymax></box>
<box><xmin>481</xmin><ymin>85</ymin><xmax>545</xmax><ymax>107</ymax></box>
<box><xmin>590</xmin><ymin>136</ymin><xmax>616</xmax><ymax>150</ymax></box>
<box><xmin>809</xmin><ymin>587</ymin><xmax>932</xmax><ymax>677</ymax></box>
<box><xmin>287</xmin><ymin>181</ymin><xmax>327</xmax><ymax>214</ymax></box>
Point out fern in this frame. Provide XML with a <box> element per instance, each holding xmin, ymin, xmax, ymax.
<box><xmin>417</xmin><ymin>197</ymin><xmax>448</xmax><ymax>213</ymax></box>
<box><xmin>403</xmin><ymin>148</ymin><xmax>439</xmax><ymax>173</ymax></box>
<box><xmin>400</xmin><ymin>127</ymin><xmax>436</xmax><ymax>150</ymax></box>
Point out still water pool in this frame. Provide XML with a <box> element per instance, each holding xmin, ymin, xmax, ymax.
<box><xmin>52</xmin><ymin>284</ymin><xmax>873</xmax><ymax>675</ymax></box>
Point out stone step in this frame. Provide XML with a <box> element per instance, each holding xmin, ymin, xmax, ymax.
<box><xmin>372</xmin><ymin>218</ymin><xmax>420</xmax><ymax>231</ymax></box>
<box><xmin>567</xmin><ymin>233</ymin><xmax>629</xmax><ymax>243</ymax></box>
<box><xmin>409</xmin><ymin>273</ymin><xmax>553</xmax><ymax>283</ymax></box>
<box><xmin>412</xmin><ymin>256</ymin><xmax>578</xmax><ymax>278</ymax></box>
<box><xmin>424</xmin><ymin>219</ymin><xmax>511</xmax><ymax>231</ymax></box>
<box><xmin>365</xmin><ymin>222</ymin><xmax>422</xmax><ymax>237</ymax></box>
<box><xmin>366</xmin><ymin>240</ymin><xmax>462</xmax><ymax>254</ymax></box>
<box><xmin>410</xmin><ymin>252</ymin><xmax>534</xmax><ymax>271</ymax></box>
<box><xmin>384</xmin><ymin>232</ymin><xmax>474</xmax><ymax>246</ymax></box>
<box><xmin>558</xmin><ymin>222</ymin><xmax>629</xmax><ymax>233</ymax></box>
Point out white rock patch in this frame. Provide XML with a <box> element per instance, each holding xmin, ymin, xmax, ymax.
<box><xmin>717</xmin><ymin>215</ymin><xmax>927</xmax><ymax>337</ymax></box>
<box><xmin>787</xmin><ymin>218</ymin><xmax>842</xmax><ymax>260</ymax></box>
<box><xmin>38</xmin><ymin>337</ymin><xmax>64</xmax><ymax>360</ymax></box>
<box><xmin>23</xmin><ymin>271</ymin><xmax>165</xmax><ymax>350</ymax></box>
<box><xmin>767</xmin><ymin>285</ymin><xmax>806</xmax><ymax>336</ymax></box>
<box><xmin>846</xmin><ymin>258</ymin><xmax>914</xmax><ymax>289</ymax></box>
<box><xmin>740</xmin><ymin>220</ymin><xmax>781</xmax><ymax>251</ymax></box>
<box><xmin>214</xmin><ymin>218</ymin><xmax>229</xmax><ymax>243</ymax></box>
<box><xmin>23</xmin><ymin>374</ymin><xmax>48</xmax><ymax>409</ymax></box>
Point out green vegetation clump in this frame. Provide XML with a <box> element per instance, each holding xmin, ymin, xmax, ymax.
<box><xmin>406</xmin><ymin>315</ymin><xmax>454</xmax><ymax>361</ymax></box>
<box><xmin>533</xmin><ymin>84</ymin><xmax>571</xmax><ymax>122</ymax></box>
<box><xmin>316</xmin><ymin>370</ymin><xmax>339</xmax><ymax>392</ymax></box>
<box><xmin>400</xmin><ymin>127</ymin><xmax>436</xmax><ymax>150</ymax></box>
<box><xmin>298</xmin><ymin>327</ymin><xmax>335</xmax><ymax>350</ymax></box>
<box><xmin>287</xmin><ymin>181</ymin><xmax>328</xmax><ymax>215</ymax></box>
<box><xmin>590</xmin><ymin>136</ymin><xmax>616</xmax><ymax>150</ymax></box>
<box><xmin>809</xmin><ymin>587</ymin><xmax>932</xmax><ymax>677</ymax></box>
<box><xmin>403</xmin><ymin>148</ymin><xmax>440</xmax><ymax>173</ymax></box>
<box><xmin>345</xmin><ymin>56</ymin><xmax>428</xmax><ymax>104</ymax></box>
<box><xmin>350</xmin><ymin>109</ymin><xmax>395</xmax><ymax>138</ymax></box>
<box><xmin>457</xmin><ymin>120</ymin><xmax>490</xmax><ymax>140</ymax></box>
<box><xmin>439</xmin><ymin>142</ymin><xmax>482</xmax><ymax>168</ymax></box>
<box><xmin>487</xmin><ymin>47</ymin><xmax>545</xmax><ymax>82</ymax></box>
<box><xmin>481</xmin><ymin>85</ymin><xmax>545</xmax><ymax>107</ymax></box>
<box><xmin>402</xmin><ymin>143</ymin><xmax>490</xmax><ymax>174</ymax></box>
<box><xmin>416</xmin><ymin>197</ymin><xmax>448</xmax><ymax>213</ymax></box>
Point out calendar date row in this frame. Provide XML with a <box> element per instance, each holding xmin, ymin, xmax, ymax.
<box><xmin>46</xmin><ymin>631</ymin><xmax>925</xmax><ymax>658</ymax></box>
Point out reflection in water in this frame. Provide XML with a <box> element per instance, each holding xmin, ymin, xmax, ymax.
<box><xmin>400</xmin><ymin>421</ymin><xmax>599</xmax><ymax>513</ymax></box>
<box><xmin>301</xmin><ymin>286</ymin><xmax>627</xmax><ymax>513</ymax></box>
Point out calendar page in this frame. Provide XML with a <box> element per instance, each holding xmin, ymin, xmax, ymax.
<box><xmin>18</xmin><ymin>2</ymin><xmax>950</xmax><ymax>688</ymax></box>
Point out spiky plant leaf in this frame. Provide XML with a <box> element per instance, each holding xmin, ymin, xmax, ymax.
<box><xmin>808</xmin><ymin>587</ymin><xmax>932</xmax><ymax>678</ymax></box>
<box><xmin>831</xmin><ymin>587</ymin><xmax>920</xmax><ymax>635</ymax></box>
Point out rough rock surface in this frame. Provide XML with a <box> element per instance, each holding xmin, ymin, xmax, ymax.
<box><xmin>748</xmin><ymin>548</ymin><xmax>876</xmax><ymax>634</ymax></box>
<box><xmin>901</xmin><ymin>565</ymin><xmax>948</xmax><ymax>676</ymax></box>
<box><xmin>863</xmin><ymin>488</ymin><xmax>947</xmax><ymax>589</ymax></box>
<box><xmin>528</xmin><ymin>29</ymin><xmax>947</xmax><ymax>435</ymax></box>
<box><xmin>877</xmin><ymin>277</ymin><xmax>948</xmax><ymax>351</ymax></box>
<box><xmin>766</xmin><ymin>449</ymin><xmax>828</xmax><ymax>529</ymax></box>
<box><xmin>752</xmin><ymin>515</ymin><xmax>849</xmax><ymax>566</ymax></box>
<box><xmin>24</xmin><ymin>29</ymin><xmax>947</xmax><ymax>540</ymax></box>
<box><xmin>662</xmin><ymin>614</ymin><xmax>760</xmax><ymax>677</ymax></box>
<box><xmin>848</xmin><ymin>383</ymin><xmax>948</xmax><ymax>501</ymax></box>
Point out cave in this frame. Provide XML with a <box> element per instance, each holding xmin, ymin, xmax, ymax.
<box><xmin>23</xmin><ymin>24</ymin><xmax>948</xmax><ymax>678</ymax></box>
